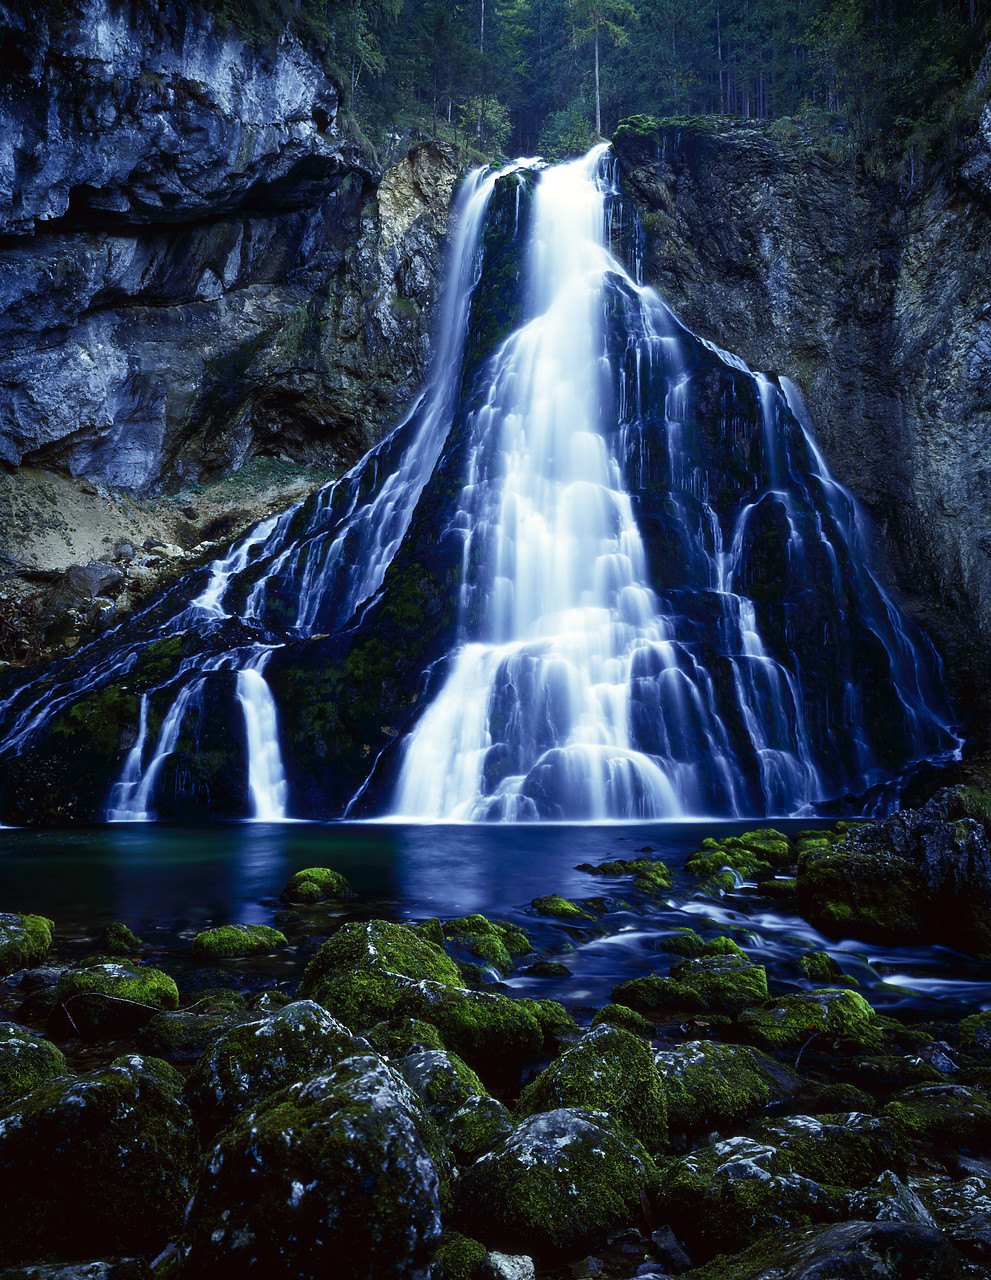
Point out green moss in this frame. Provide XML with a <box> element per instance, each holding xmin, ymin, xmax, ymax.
<box><xmin>653</xmin><ymin>1040</ymin><xmax>774</xmax><ymax>1133</ymax></box>
<box><xmin>447</xmin><ymin>1095</ymin><xmax>514</xmax><ymax>1165</ymax></box>
<box><xmin>884</xmin><ymin>1084</ymin><xmax>991</xmax><ymax>1150</ymax></box>
<box><xmin>517</xmin><ymin>1023</ymin><xmax>668</xmax><ymax>1151</ymax></box>
<box><xmin>98</xmin><ymin>920</ymin><xmax>144</xmax><ymax>955</ymax></box>
<box><xmin>0</xmin><ymin>913</ymin><xmax>54</xmax><ymax>975</ymax></box>
<box><xmin>364</xmin><ymin>1016</ymin><xmax>446</xmax><ymax>1058</ymax></box>
<box><xmin>282</xmin><ymin>866</ymin><xmax>352</xmax><ymax>902</ymax></box>
<box><xmin>191</xmin><ymin>923</ymin><xmax>289</xmax><ymax>959</ymax></box>
<box><xmin>435</xmin><ymin>1230</ymin><xmax>487</xmax><ymax>1280</ymax></box>
<box><xmin>755</xmin><ymin>1113</ymin><xmax>911</xmax><ymax>1187</ymax></box>
<box><xmin>611</xmin><ymin>973</ymin><xmax>707</xmax><ymax>1012</ymax></box>
<box><xmin>55</xmin><ymin>959</ymin><xmax>179</xmax><ymax>1012</ymax></box>
<box><xmin>0</xmin><ymin>1023</ymin><xmax>68</xmax><ymax>1108</ymax></box>
<box><xmin>575</xmin><ymin>856</ymin><xmax>672</xmax><ymax>895</ymax></box>
<box><xmin>400</xmin><ymin>1048</ymin><xmax>487</xmax><ymax>1124</ymax></box>
<box><xmin>799</xmin><ymin>951</ymin><xmax>858</xmax><ymax>986</ymax></box>
<box><xmin>519</xmin><ymin>997</ymin><xmax>579</xmax><ymax>1047</ymax></box>
<box><xmin>425</xmin><ymin>988</ymin><xmax>545</xmax><ymax>1084</ymax></box>
<box><xmin>737</xmin><ymin>988</ymin><xmax>881</xmax><ymax>1052</ymax></box>
<box><xmin>530</xmin><ymin>894</ymin><xmax>596</xmax><ymax>920</ymax></box>
<box><xmin>701</xmin><ymin>935</ymin><xmax>747</xmax><ymax>959</ymax></box>
<box><xmin>816</xmin><ymin>1082</ymin><xmax>874</xmax><ymax>1112</ymax></box>
<box><xmin>297</xmin><ymin>919</ymin><xmax>463</xmax><ymax>1029</ymax></box>
<box><xmin>442</xmin><ymin>914</ymin><xmax>532</xmax><ymax>976</ymax></box>
<box><xmin>960</xmin><ymin>1010</ymin><xmax>991</xmax><ymax>1056</ymax></box>
<box><xmin>591</xmin><ymin>1003</ymin><xmax>655</xmax><ymax>1035</ymax></box>
<box><xmin>666</xmin><ymin>954</ymin><xmax>769</xmax><ymax>1011</ymax></box>
<box><xmin>655</xmin><ymin>928</ymin><xmax>706</xmax><ymax>957</ymax></box>
<box><xmin>137</xmin><ymin>1008</ymin><xmax>247</xmax><ymax>1064</ymax></box>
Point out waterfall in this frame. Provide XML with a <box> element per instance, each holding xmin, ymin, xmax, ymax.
<box><xmin>0</xmin><ymin>145</ymin><xmax>962</xmax><ymax>825</ymax></box>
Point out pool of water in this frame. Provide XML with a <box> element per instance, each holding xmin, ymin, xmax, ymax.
<box><xmin>2</xmin><ymin>819</ymin><xmax>989</xmax><ymax>1018</ymax></box>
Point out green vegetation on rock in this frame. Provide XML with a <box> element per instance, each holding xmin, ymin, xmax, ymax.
<box><xmin>0</xmin><ymin>1022</ymin><xmax>67</xmax><ymax>1108</ymax></box>
<box><xmin>282</xmin><ymin>866</ymin><xmax>352</xmax><ymax>902</ymax></box>
<box><xmin>190</xmin><ymin>923</ymin><xmax>289</xmax><ymax>959</ymax></box>
<box><xmin>0</xmin><ymin>913</ymin><xmax>53</xmax><ymax>975</ymax></box>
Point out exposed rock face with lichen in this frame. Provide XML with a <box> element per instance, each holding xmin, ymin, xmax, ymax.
<box><xmin>612</xmin><ymin>94</ymin><xmax>991</xmax><ymax>746</ymax></box>
<box><xmin>0</xmin><ymin>0</ymin><xmax>459</xmax><ymax>502</ymax></box>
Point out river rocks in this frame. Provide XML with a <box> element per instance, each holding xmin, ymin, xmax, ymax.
<box><xmin>612</xmin><ymin>952</ymin><xmax>769</xmax><ymax>1013</ymax></box>
<box><xmin>652</xmin><ymin>1040</ymin><xmax>775</xmax><ymax>1134</ymax></box>
<box><xmin>884</xmin><ymin>1083</ymin><xmax>991</xmax><ymax>1151</ymax></box>
<box><xmin>190</xmin><ymin>923</ymin><xmax>289</xmax><ymax>959</ymax></box>
<box><xmin>183</xmin><ymin>999</ymin><xmax>359</xmax><ymax>1137</ymax></box>
<box><xmin>0</xmin><ymin>914</ymin><xmax>53</xmax><ymax>975</ymax></box>
<box><xmin>176</xmin><ymin>1055</ymin><xmax>444</xmax><ymax>1279</ymax></box>
<box><xmin>737</xmin><ymin>987</ymin><xmax>882</xmax><ymax>1052</ymax></box>
<box><xmin>452</xmin><ymin>1108</ymin><xmax>661</xmax><ymax>1257</ymax></box>
<box><xmin>50</xmin><ymin>959</ymin><xmax>179</xmax><ymax>1038</ymax></box>
<box><xmin>0</xmin><ymin>1055</ymin><xmax>198</xmax><ymax>1268</ymax></box>
<box><xmin>847</xmin><ymin>1170</ymin><xmax>937</xmax><ymax>1227</ymax></box>
<box><xmin>797</xmin><ymin>787</ymin><xmax>991</xmax><ymax>957</ymax></box>
<box><xmin>447</xmin><ymin>1095</ymin><xmax>515</xmax><ymax>1164</ymax></box>
<box><xmin>0</xmin><ymin>1022</ymin><xmax>66</xmax><ymax>1107</ymax></box>
<box><xmin>97</xmin><ymin>921</ymin><xmax>144</xmax><ymax>957</ymax></box>
<box><xmin>399</xmin><ymin>1049</ymin><xmax>488</xmax><ymax>1125</ymax></box>
<box><xmin>753</xmin><ymin>1113</ymin><xmax>911</xmax><ymax>1187</ymax></box>
<box><xmin>442</xmin><ymin>915</ymin><xmax>533</xmax><ymax>976</ymax></box>
<box><xmin>516</xmin><ymin>1023</ymin><xmax>668</xmax><ymax>1151</ymax></box>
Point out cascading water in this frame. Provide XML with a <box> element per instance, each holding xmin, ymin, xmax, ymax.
<box><xmin>0</xmin><ymin>146</ymin><xmax>962</xmax><ymax>825</ymax></box>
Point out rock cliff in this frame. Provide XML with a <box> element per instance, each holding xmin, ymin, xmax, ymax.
<box><xmin>613</xmin><ymin>84</ymin><xmax>991</xmax><ymax>749</ymax></box>
<box><xmin>0</xmin><ymin>0</ymin><xmax>458</xmax><ymax>500</ymax></box>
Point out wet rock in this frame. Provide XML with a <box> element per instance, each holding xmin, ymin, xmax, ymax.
<box><xmin>530</xmin><ymin>895</ymin><xmax>597</xmax><ymax>921</ymax></box>
<box><xmin>919</xmin><ymin>1176</ymin><xmax>991</xmax><ymax>1226</ymax></box>
<box><xmin>0</xmin><ymin>1022</ymin><xmax>67</xmax><ymax>1107</ymax></box>
<box><xmin>516</xmin><ymin>1024</ymin><xmax>668</xmax><ymax>1152</ymax></box>
<box><xmin>482</xmin><ymin>1254</ymin><xmax>536</xmax><ymax>1280</ymax></box>
<box><xmin>183</xmin><ymin>999</ymin><xmax>359</xmax><ymax>1137</ymax></box>
<box><xmin>0</xmin><ymin>914</ymin><xmax>53</xmax><ymax>975</ymax></box>
<box><xmin>190</xmin><ymin>922</ymin><xmax>289</xmax><ymax>959</ymax></box>
<box><xmin>448</xmin><ymin>1094</ymin><xmax>515</xmax><ymax>1165</ymax></box>
<box><xmin>612</xmin><ymin>953</ymin><xmax>768</xmax><ymax>1013</ymax></box>
<box><xmin>442</xmin><ymin>915</ymin><xmax>533</xmax><ymax>976</ymax></box>
<box><xmin>399</xmin><ymin>1049</ymin><xmax>487</xmax><ymax>1125</ymax></box>
<box><xmin>652</xmin><ymin>1040</ymin><xmax>776</xmax><ymax>1134</ymax></box>
<box><xmin>657</xmin><ymin>1133</ymin><xmax>840</xmax><ymax>1262</ymax></box>
<box><xmin>281</xmin><ymin>866</ymin><xmax>352</xmax><ymax>902</ymax></box>
<box><xmin>737</xmin><ymin>987</ymin><xmax>882</xmax><ymax>1052</ymax></box>
<box><xmin>884</xmin><ymin>1084</ymin><xmax>991</xmax><ymax>1151</ymax></box>
<box><xmin>591</xmin><ymin>1003</ymin><xmax>656</xmax><ymax>1034</ymax></box>
<box><xmin>0</xmin><ymin>1055</ymin><xmax>197</xmax><ymax>1268</ymax></box>
<box><xmin>136</xmin><ymin>1006</ymin><xmax>249</xmax><ymax>1064</ymax></box>
<box><xmin>575</xmin><ymin>857</ymin><xmax>673</xmax><ymax>895</ymax></box>
<box><xmin>50</xmin><ymin>959</ymin><xmax>179</xmax><ymax>1038</ymax></box>
<box><xmin>176</xmin><ymin>1055</ymin><xmax>444</xmax><ymax>1279</ymax></box>
<box><xmin>365</xmin><ymin>1016</ymin><xmax>446</xmax><ymax>1058</ymax></box>
<box><xmin>649</xmin><ymin>1226</ymin><xmax>692</xmax><ymax>1274</ymax></box>
<box><xmin>452</xmin><ymin>1108</ymin><xmax>660</xmax><ymax>1257</ymax></box>
<box><xmin>847</xmin><ymin>1170</ymin><xmax>937</xmax><ymax>1227</ymax></box>
<box><xmin>753</xmin><ymin>1113</ymin><xmax>911</xmax><ymax>1187</ymax></box>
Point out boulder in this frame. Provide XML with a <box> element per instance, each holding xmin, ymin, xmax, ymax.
<box><xmin>176</xmin><ymin>1056</ymin><xmax>444</xmax><ymax>1279</ymax></box>
<box><xmin>0</xmin><ymin>1022</ymin><xmax>67</xmax><ymax>1108</ymax></box>
<box><xmin>190</xmin><ymin>923</ymin><xmax>289</xmax><ymax>959</ymax></box>
<box><xmin>0</xmin><ymin>914</ymin><xmax>53</xmax><ymax>975</ymax></box>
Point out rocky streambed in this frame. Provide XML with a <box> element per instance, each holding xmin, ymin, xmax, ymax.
<box><xmin>3</xmin><ymin>788</ymin><xmax>991</xmax><ymax>1279</ymax></box>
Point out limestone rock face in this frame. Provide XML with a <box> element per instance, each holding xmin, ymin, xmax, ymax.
<box><xmin>0</xmin><ymin>0</ymin><xmax>459</xmax><ymax>497</ymax></box>
<box><xmin>613</xmin><ymin>103</ymin><xmax>991</xmax><ymax>730</ymax></box>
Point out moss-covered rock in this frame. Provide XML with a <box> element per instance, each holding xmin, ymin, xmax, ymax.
<box><xmin>282</xmin><ymin>866</ymin><xmax>352</xmax><ymax>903</ymax></box>
<box><xmin>884</xmin><ymin>1083</ymin><xmax>991</xmax><ymax>1151</ymax></box>
<box><xmin>516</xmin><ymin>1023</ymin><xmax>667</xmax><ymax>1151</ymax></box>
<box><xmin>442</xmin><ymin>915</ymin><xmax>532</xmax><ymax>976</ymax></box>
<box><xmin>652</xmin><ymin>1040</ymin><xmax>774</xmax><ymax>1134</ymax></box>
<box><xmin>52</xmin><ymin>959</ymin><xmax>179</xmax><ymax>1037</ymax></box>
<box><xmin>0</xmin><ymin>913</ymin><xmax>53</xmax><ymax>975</ymax></box>
<box><xmin>686</xmin><ymin>829</ymin><xmax>791</xmax><ymax>892</ymax></box>
<box><xmin>519</xmin><ymin>997</ymin><xmax>579</xmax><ymax>1048</ymax></box>
<box><xmin>423</xmin><ymin>987</ymin><xmax>545</xmax><ymax>1085</ymax></box>
<box><xmin>0</xmin><ymin>1055</ymin><xmax>198</xmax><ymax>1268</ymax></box>
<box><xmin>434</xmin><ymin>1230</ymin><xmax>487</xmax><ymax>1280</ymax></box>
<box><xmin>176</xmin><ymin>1055</ymin><xmax>444</xmax><ymax>1278</ymax></box>
<box><xmin>737</xmin><ymin>987</ymin><xmax>882</xmax><ymax>1051</ymax></box>
<box><xmin>960</xmin><ymin>1009</ymin><xmax>991</xmax><ymax>1058</ymax></box>
<box><xmin>183</xmin><ymin>999</ymin><xmax>360</xmax><ymax>1137</ymax></box>
<box><xmin>452</xmin><ymin>1107</ymin><xmax>660</xmax><ymax>1257</ymax></box>
<box><xmin>97</xmin><ymin>921</ymin><xmax>144</xmax><ymax>956</ymax></box>
<box><xmin>590</xmin><ymin>1003</ymin><xmax>655</xmax><ymax>1035</ymax></box>
<box><xmin>657</xmin><ymin>1133</ymin><xmax>840</xmax><ymax>1262</ymax></box>
<box><xmin>847</xmin><ymin>1170</ymin><xmax>937</xmax><ymax>1227</ymax></box>
<box><xmin>296</xmin><ymin>919</ymin><xmax>463</xmax><ymax>1028</ymax></box>
<box><xmin>799</xmin><ymin>950</ymin><xmax>858</xmax><ymax>985</ymax></box>
<box><xmin>447</xmin><ymin>1094</ymin><xmax>514</xmax><ymax>1165</ymax></box>
<box><xmin>652</xmin><ymin>927</ymin><xmax>707</xmax><ymax>957</ymax></box>
<box><xmin>575</xmin><ymin>856</ymin><xmax>672</xmax><ymax>895</ymax></box>
<box><xmin>399</xmin><ymin>1049</ymin><xmax>487</xmax><ymax>1124</ymax></box>
<box><xmin>365</xmin><ymin>1016</ymin><xmax>447</xmax><ymax>1058</ymax></box>
<box><xmin>136</xmin><ymin>1007</ymin><xmax>249</xmax><ymax>1063</ymax></box>
<box><xmin>529</xmin><ymin>895</ymin><xmax>596</xmax><ymax>921</ymax></box>
<box><xmin>917</xmin><ymin>1175</ymin><xmax>991</xmax><ymax>1226</ymax></box>
<box><xmin>0</xmin><ymin>1022</ymin><xmax>67</xmax><ymax>1108</ymax></box>
<box><xmin>190</xmin><ymin>923</ymin><xmax>289</xmax><ymax>959</ymax></box>
<box><xmin>754</xmin><ymin>1112</ymin><xmax>911</xmax><ymax>1187</ymax></box>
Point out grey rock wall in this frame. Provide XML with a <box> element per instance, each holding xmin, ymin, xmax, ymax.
<box><xmin>613</xmin><ymin>104</ymin><xmax>991</xmax><ymax>735</ymax></box>
<box><xmin>0</xmin><ymin>0</ymin><xmax>458</xmax><ymax>493</ymax></box>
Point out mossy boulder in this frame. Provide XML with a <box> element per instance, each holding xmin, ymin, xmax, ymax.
<box><xmin>516</xmin><ymin>1023</ymin><xmax>667</xmax><ymax>1151</ymax></box>
<box><xmin>190</xmin><ymin>923</ymin><xmax>289</xmax><ymax>959</ymax></box>
<box><xmin>737</xmin><ymin>987</ymin><xmax>882</xmax><ymax>1051</ymax></box>
<box><xmin>652</xmin><ymin>1040</ymin><xmax>774</xmax><ymax>1134</ymax></box>
<box><xmin>296</xmin><ymin>919</ymin><xmax>463</xmax><ymax>1028</ymax></box>
<box><xmin>686</xmin><ymin>829</ymin><xmax>791</xmax><ymax>891</ymax></box>
<box><xmin>183</xmin><ymin>999</ymin><xmax>360</xmax><ymax>1137</ymax></box>
<box><xmin>575</xmin><ymin>856</ymin><xmax>672</xmax><ymax>895</ymax></box>
<box><xmin>365</xmin><ymin>1016</ymin><xmax>446</xmax><ymax>1058</ymax></box>
<box><xmin>52</xmin><ymin>959</ymin><xmax>179</xmax><ymax>1037</ymax></box>
<box><xmin>800</xmin><ymin>950</ymin><xmax>858</xmax><ymax>986</ymax></box>
<box><xmin>0</xmin><ymin>1055</ymin><xmax>197</xmax><ymax>1268</ymax></box>
<box><xmin>452</xmin><ymin>1108</ymin><xmax>660</xmax><ymax>1257</ymax></box>
<box><xmin>176</xmin><ymin>1055</ymin><xmax>444</xmax><ymax>1278</ymax></box>
<box><xmin>847</xmin><ymin>1170</ymin><xmax>937</xmax><ymax>1227</ymax></box>
<box><xmin>917</xmin><ymin>1175</ymin><xmax>991</xmax><ymax>1226</ymax></box>
<box><xmin>0</xmin><ymin>1022</ymin><xmax>67</xmax><ymax>1108</ymax></box>
<box><xmin>657</xmin><ymin>1133</ymin><xmax>840</xmax><ymax>1262</ymax></box>
<box><xmin>447</xmin><ymin>1094</ymin><xmax>514</xmax><ymax>1165</ymax></box>
<box><xmin>529</xmin><ymin>895</ymin><xmax>596</xmax><ymax>921</ymax></box>
<box><xmin>884</xmin><ymin>1084</ymin><xmax>991</xmax><ymax>1151</ymax></box>
<box><xmin>282</xmin><ymin>866</ymin><xmax>352</xmax><ymax>903</ymax></box>
<box><xmin>653</xmin><ymin>927</ymin><xmax>707</xmax><ymax>957</ymax></box>
<box><xmin>591</xmin><ymin>1003</ymin><xmax>655</xmax><ymax>1035</ymax></box>
<box><xmin>435</xmin><ymin>1231</ymin><xmax>487</xmax><ymax>1280</ymax></box>
<box><xmin>0</xmin><ymin>913</ymin><xmax>53</xmax><ymax>975</ymax></box>
<box><xmin>421</xmin><ymin>987</ymin><xmax>545</xmax><ymax>1085</ymax></box>
<box><xmin>613</xmin><ymin>954</ymin><xmax>767</xmax><ymax>1013</ymax></box>
<box><xmin>959</xmin><ymin>1009</ymin><xmax>991</xmax><ymax>1058</ymax></box>
<box><xmin>442</xmin><ymin>915</ymin><xmax>532</xmax><ymax>976</ymax></box>
<box><xmin>97</xmin><ymin>920</ymin><xmax>144</xmax><ymax>956</ymax></box>
<box><xmin>136</xmin><ymin>1007</ymin><xmax>249</xmax><ymax>1063</ymax></box>
<box><xmin>399</xmin><ymin>1049</ymin><xmax>487</xmax><ymax>1124</ymax></box>
<box><xmin>753</xmin><ymin>1113</ymin><xmax>911</xmax><ymax>1187</ymax></box>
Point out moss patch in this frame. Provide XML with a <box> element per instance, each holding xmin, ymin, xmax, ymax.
<box><xmin>0</xmin><ymin>913</ymin><xmax>54</xmax><ymax>975</ymax></box>
<box><xmin>191</xmin><ymin>923</ymin><xmax>289</xmax><ymax>959</ymax></box>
